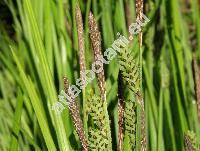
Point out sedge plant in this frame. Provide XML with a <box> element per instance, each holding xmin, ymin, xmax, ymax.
<box><xmin>0</xmin><ymin>0</ymin><xmax>200</xmax><ymax>151</ymax></box>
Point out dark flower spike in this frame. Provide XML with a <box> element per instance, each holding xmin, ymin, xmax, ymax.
<box><xmin>75</xmin><ymin>4</ymin><xmax>86</xmax><ymax>84</ymax></box>
<box><xmin>63</xmin><ymin>77</ymin><xmax>88</xmax><ymax>151</ymax></box>
<box><xmin>88</xmin><ymin>12</ymin><xmax>106</xmax><ymax>101</ymax></box>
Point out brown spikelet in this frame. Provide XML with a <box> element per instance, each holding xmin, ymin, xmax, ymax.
<box><xmin>118</xmin><ymin>71</ymin><xmax>125</xmax><ymax>151</ymax></box>
<box><xmin>75</xmin><ymin>4</ymin><xmax>86</xmax><ymax>83</ymax></box>
<box><xmin>63</xmin><ymin>77</ymin><xmax>88</xmax><ymax>151</ymax></box>
<box><xmin>192</xmin><ymin>58</ymin><xmax>200</xmax><ymax>121</ymax></box>
<box><xmin>89</xmin><ymin>12</ymin><xmax>106</xmax><ymax>101</ymax></box>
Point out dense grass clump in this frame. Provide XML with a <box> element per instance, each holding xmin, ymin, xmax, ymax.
<box><xmin>0</xmin><ymin>0</ymin><xmax>200</xmax><ymax>151</ymax></box>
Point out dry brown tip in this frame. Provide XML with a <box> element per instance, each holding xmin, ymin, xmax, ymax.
<box><xmin>88</xmin><ymin>11</ymin><xmax>106</xmax><ymax>101</ymax></box>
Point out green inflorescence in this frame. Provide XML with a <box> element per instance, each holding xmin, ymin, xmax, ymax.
<box><xmin>185</xmin><ymin>131</ymin><xmax>200</xmax><ymax>151</ymax></box>
<box><xmin>124</xmin><ymin>100</ymin><xmax>137</xmax><ymax>150</ymax></box>
<box><xmin>118</xmin><ymin>48</ymin><xmax>141</xmax><ymax>94</ymax></box>
<box><xmin>118</xmin><ymin>46</ymin><xmax>140</xmax><ymax>150</ymax></box>
<box><xmin>86</xmin><ymin>94</ymin><xmax>112</xmax><ymax>151</ymax></box>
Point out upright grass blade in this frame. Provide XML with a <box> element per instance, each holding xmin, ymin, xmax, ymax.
<box><xmin>43</xmin><ymin>0</ymin><xmax>53</xmax><ymax>74</ymax></box>
<box><xmin>12</xmin><ymin>49</ymin><xmax>57</xmax><ymax>151</ymax></box>
<box><xmin>157</xmin><ymin>68</ymin><xmax>165</xmax><ymax>151</ymax></box>
<box><xmin>1</xmin><ymin>0</ymin><xmax>200</xmax><ymax>150</ymax></box>
<box><xmin>17</xmin><ymin>0</ymin><xmax>71</xmax><ymax>150</ymax></box>
<box><xmin>167</xmin><ymin>0</ymin><xmax>188</xmax><ymax>116</ymax></box>
<box><xmin>114</xmin><ymin>0</ymin><xmax>127</xmax><ymax>36</ymax></box>
<box><xmin>20</xmin><ymin>128</ymin><xmax>42</xmax><ymax>151</ymax></box>
<box><xmin>100</xmin><ymin>0</ymin><xmax>114</xmax><ymax>47</ymax></box>
<box><xmin>165</xmin><ymin>0</ymin><xmax>188</xmax><ymax>149</ymax></box>
<box><xmin>10</xmin><ymin>89</ymin><xmax>24</xmax><ymax>151</ymax></box>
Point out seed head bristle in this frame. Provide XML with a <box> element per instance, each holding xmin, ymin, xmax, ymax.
<box><xmin>63</xmin><ymin>77</ymin><xmax>88</xmax><ymax>151</ymax></box>
<box><xmin>89</xmin><ymin>12</ymin><xmax>106</xmax><ymax>101</ymax></box>
<box><xmin>75</xmin><ymin>4</ymin><xmax>86</xmax><ymax>84</ymax></box>
<box><xmin>192</xmin><ymin>58</ymin><xmax>200</xmax><ymax>121</ymax></box>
